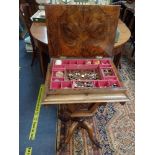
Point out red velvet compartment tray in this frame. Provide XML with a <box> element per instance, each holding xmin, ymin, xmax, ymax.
<box><xmin>48</xmin><ymin>58</ymin><xmax>126</xmax><ymax>95</ymax></box>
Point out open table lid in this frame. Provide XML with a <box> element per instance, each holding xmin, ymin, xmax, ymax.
<box><xmin>45</xmin><ymin>5</ymin><xmax>120</xmax><ymax>58</ymax></box>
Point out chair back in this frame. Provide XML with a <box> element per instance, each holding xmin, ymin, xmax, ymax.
<box><xmin>45</xmin><ymin>5</ymin><xmax>120</xmax><ymax>58</ymax></box>
<box><xmin>20</xmin><ymin>3</ymin><xmax>32</xmax><ymax>31</ymax></box>
<box><xmin>20</xmin><ymin>3</ymin><xmax>37</xmax><ymax>52</ymax></box>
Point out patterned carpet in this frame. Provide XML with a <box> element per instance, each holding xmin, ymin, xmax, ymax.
<box><xmin>56</xmin><ymin>56</ymin><xmax>135</xmax><ymax>155</ymax></box>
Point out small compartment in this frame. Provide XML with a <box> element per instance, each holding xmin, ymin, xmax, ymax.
<box><xmin>100</xmin><ymin>59</ymin><xmax>110</xmax><ymax>65</ymax></box>
<box><xmin>109</xmin><ymin>80</ymin><xmax>120</xmax><ymax>88</ymax></box>
<box><xmin>99</xmin><ymin>64</ymin><xmax>111</xmax><ymax>68</ymax></box>
<box><xmin>72</xmin><ymin>81</ymin><xmax>94</xmax><ymax>88</ymax></box>
<box><xmin>52</xmin><ymin>67</ymin><xmax>65</xmax><ymax>71</ymax></box>
<box><xmin>85</xmin><ymin>59</ymin><xmax>93</xmax><ymax>65</ymax></box>
<box><xmin>101</xmin><ymin>68</ymin><xmax>114</xmax><ymax>76</ymax></box>
<box><xmin>62</xmin><ymin>60</ymin><xmax>70</xmax><ymax>65</ymax></box>
<box><xmin>80</xmin><ymin>65</ymin><xmax>98</xmax><ymax>70</ymax></box>
<box><xmin>52</xmin><ymin>64</ymin><xmax>65</xmax><ymax>69</ymax></box>
<box><xmin>52</xmin><ymin>77</ymin><xmax>64</xmax><ymax>82</ymax></box>
<box><xmin>51</xmin><ymin>65</ymin><xmax>65</xmax><ymax>72</ymax></box>
<box><xmin>98</xmin><ymin>80</ymin><xmax>109</xmax><ymax>88</ymax></box>
<box><xmin>66</xmin><ymin>69</ymin><xmax>100</xmax><ymax>80</ymax></box>
<box><xmin>61</xmin><ymin>81</ymin><xmax>72</xmax><ymax>89</ymax></box>
<box><xmin>94</xmin><ymin>80</ymin><xmax>99</xmax><ymax>88</ymax></box>
<box><xmin>69</xmin><ymin>60</ymin><xmax>77</xmax><ymax>64</ymax></box>
<box><xmin>66</xmin><ymin>64</ymin><xmax>98</xmax><ymax>70</ymax></box>
<box><xmin>54</xmin><ymin>59</ymin><xmax>63</xmax><ymax>66</ymax></box>
<box><xmin>50</xmin><ymin>81</ymin><xmax>61</xmax><ymax>89</ymax></box>
<box><xmin>52</xmin><ymin>69</ymin><xmax>65</xmax><ymax>78</ymax></box>
<box><xmin>77</xmin><ymin>59</ymin><xmax>86</xmax><ymax>65</ymax></box>
<box><xmin>65</xmin><ymin>65</ymin><xmax>78</xmax><ymax>70</ymax></box>
<box><xmin>103</xmin><ymin>76</ymin><xmax>117</xmax><ymax>80</ymax></box>
<box><xmin>92</xmin><ymin>59</ymin><xmax>100</xmax><ymax>65</ymax></box>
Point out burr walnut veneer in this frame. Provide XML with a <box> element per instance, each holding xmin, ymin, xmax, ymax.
<box><xmin>45</xmin><ymin>5</ymin><xmax>120</xmax><ymax>57</ymax></box>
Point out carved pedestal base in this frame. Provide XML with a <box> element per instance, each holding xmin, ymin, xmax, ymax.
<box><xmin>57</xmin><ymin>103</ymin><xmax>102</xmax><ymax>151</ymax></box>
<box><xmin>57</xmin><ymin>102</ymin><xmax>125</xmax><ymax>151</ymax></box>
<box><xmin>58</xmin><ymin>118</ymin><xmax>101</xmax><ymax>151</ymax></box>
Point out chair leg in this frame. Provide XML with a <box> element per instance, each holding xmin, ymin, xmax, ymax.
<box><xmin>31</xmin><ymin>50</ymin><xmax>36</xmax><ymax>66</ymax></box>
<box><xmin>113</xmin><ymin>52</ymin><xmax>121</xmax><ymax>68</ymax></box>
<box><xmin>82</xmin><ymin>120</ymin><xmax>101</xmax><ymax>148</ymax></box>
<box><xmin>39</xmin><ymin>51</ymin><xmax>45</xmax><ymax>79</ymax></box>
<box><xmin>58</xmin><ymin>122</ymin><xmax>78</xmax><ymax>151</ymax></box>
<box><xmin>131</xmin><ymin>45</ymin><xmax>135</xmax><ymax>57</ymax></box>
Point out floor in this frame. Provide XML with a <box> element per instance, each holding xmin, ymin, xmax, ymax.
<box><xmin>19</xmin><ymin>39</ymin><xmax>57</xmax><ymax>155</ymax></box>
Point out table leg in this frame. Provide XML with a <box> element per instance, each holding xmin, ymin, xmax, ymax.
<box><xmin>82</xmin><ymin>120</ymin><xmax>101</xmax><ymax>148</ymax></box>
<box><xmin>65</xmin><ymin>122</ymin><xmax>78</xmax><ymax>143</ymax></box>
<box><xmin>57</xmin><ymin>104</ymin><xmax>102</xmax><ymax>151</ymax></box>
<box><xmin>113</xmin><ymin>45</ymin><xmax>124</xmax><ymax>68</ymax></box>
<box><xmin>35</xmin><ymin>41</ymin><xmax>49</xmax><ymax>80</ymax></box>
<box><xmin>58</xmin><ymin>122</ymin><xmax>78</xmax><ymax>151</ymax></box>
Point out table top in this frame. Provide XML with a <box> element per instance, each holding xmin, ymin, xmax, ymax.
<box><xmin>30</xmin><ymin>19</ymin><xmax>131</xmax><ymax>49</ymax></box>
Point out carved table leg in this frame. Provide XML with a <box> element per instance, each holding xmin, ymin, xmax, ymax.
<box><xmin>65</xmin><ymin>122</ymin><xmax>78</xmax><ymax>143</ymax></box>
<box><xmin>57</xmin><ymin>104</ymin><xmax>102</xmax><ymax>151</ymax></box>
<box><xmin>58</xmin><ymin>122</ymin><xmax>78</xmax><ymax>151</ymax></box>
<box><xmin>82</xmin><ymin>120</ymin><xmax>101</xmax><ymax>148</ymax></box>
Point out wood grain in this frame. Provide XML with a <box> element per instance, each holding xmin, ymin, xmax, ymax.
<box><xmin>45</xmin><ymin>5</ymin><xmax>120</xmax><ymax>57</ymax></box>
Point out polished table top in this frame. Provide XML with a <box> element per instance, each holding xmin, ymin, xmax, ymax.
<box><xmin>30</xmin><ymin>19</ymin><xmax>131</xmax><ymax>49</ymax></box>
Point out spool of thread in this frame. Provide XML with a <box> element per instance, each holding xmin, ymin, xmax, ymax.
<box><xmin>55</xmin><ymin>71</ymin><xmax>64</xmax><ymax>78</ymax></box>
<box><xmin>85</xmin><ymin>60</ymin><xmax>92</xmax><ymax>64</ymax></box>
<box><xmin>93</xmin><ymin>60</ymin><xmax>100</xmax><ymax>65</ymax></box>
<box><xmin>55</xmin><ymin>60</ymin><xmax>62</xmax><ymax>65</ymax></box>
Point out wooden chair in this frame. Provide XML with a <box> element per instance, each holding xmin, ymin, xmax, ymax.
<box><xmin>112</xmin><ymin>1</ymin><xmax>127</xmax><ymax>20</ymax></box>
<box><xmin>123</xmin><ymin>7</ymin><xmax>135</xmax><ymax>57</ymax></box>
<box><xmin>45</xmin><ymin>4</ymin><xmax>120</xmax><ymax>150</ymax></box>
<box><xmin>19</xmin><ymin>3</ymin><xmax>38</xmax><ymax>66</ymax></box>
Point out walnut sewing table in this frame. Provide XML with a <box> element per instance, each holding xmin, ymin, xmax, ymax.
<box><xmin>41</xmin><ymin>4</ymin><xmax>130</xmax><ymax>151</ymax></box>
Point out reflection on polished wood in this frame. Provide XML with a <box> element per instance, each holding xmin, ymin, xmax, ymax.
<box><xmin>30</xmin><ymin>22</ymin><xmax>48</xmax><ymax>44</ymax></box>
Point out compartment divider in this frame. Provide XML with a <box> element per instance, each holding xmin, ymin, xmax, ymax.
<box><xmin>77</xmin><ymin>59</ymin><xmax>86</xmax><ymax>65</ymax></box>
<box><xmin>50</xmin><ymin>58</ymin><xmax>121</xmax><ymax>90</ymax></box>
